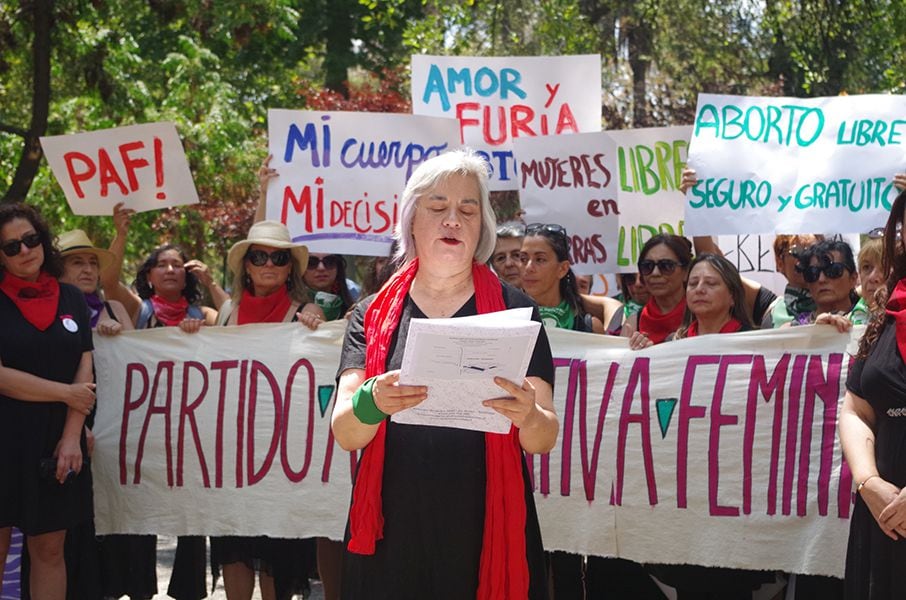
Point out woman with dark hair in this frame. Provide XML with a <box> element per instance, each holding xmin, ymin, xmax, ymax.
<box><xmin>97</xmin><ymin>204</ymin><xmax>219</xmax><ymax>600</ymax></box>
<box><xmin>304</xmin><ymin>253</ymin><xmax>355</xmax><ymax>321</ymax></box>
<box><xmin>520</xmin><ymin>223</ymin><xmax>604</xmax><ymax>333</ymax></box>
<box><xmin>623</xmin><ymin>234</ymin><xmax>693</xmax><ymax>349</ymax></box>
<box><xmin>839</xmin><ymin>188</ymin><xmax>906</xmax><ymax>599</ymax></box>
<box><xmin>793</xmin><ymin>239</ymin><xmax>865</xmax><ymax>326</ymax></box>
<box><xmin>0</xmin><ymin>203</ymin><xmax>96</xmax><ymax>600</ymax></box>
<box><xmin>674</xmin><ymin>254</ymin><xmax>754</xmax><ymax>339</ymax></box>
<box><xmin>100</xmin><ymin>202</ymin><xmax>224</xmax><ymax>330</ymax></box>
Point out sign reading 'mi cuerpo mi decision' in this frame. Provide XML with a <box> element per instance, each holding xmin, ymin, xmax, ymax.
<box><xmin>266</xmin><ymin>109</ymin><xmax>460</xmax><ymax>256</ymax></box>
<box><xmin>685</xmin><ymin>93</ymin><xmax>906</xmax><ymax>235</ymax></box>
<box><xmin>411</xmin><ymin>54</ymin><xmax>602</xmax><ymax>191</ymax></box>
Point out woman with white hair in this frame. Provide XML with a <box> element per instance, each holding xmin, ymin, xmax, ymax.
<box><xmin>331</xmin><ymin>149</ymin><xmax>559</xmax><ymax>599</ymax></box>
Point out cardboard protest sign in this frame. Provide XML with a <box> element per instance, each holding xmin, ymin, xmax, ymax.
<box><xmin>608</xmin><ymin>126</ymin><xmax>691</xmax><ymax>271</ymax></box>
<box><xmin>40</xmin><ymin>122</ymin><xmax>198</xmax><ymax>215</ymax></box>
<box><xmin>685</xmin><ymin>93</ymin><xmax>906</xmax><ymax>235</ymax></box>
<box><xmin>94</xmin><ymin>323</ymin><xmax>853</xmax><ymax>577</ymax></box>
<box><xmin>516</xmin><ymin>131</ymin><xmax>619</xmax><ymax>274</ymax></box>
<box><xmin>266</xmin><ymin>110</ymin><xmax>460</xmax><ymax>256</ymax></box>
<box><xmin>411</xmin><ymin>54</ymin><xmax>602</xmax><ymax>190</ymax></box>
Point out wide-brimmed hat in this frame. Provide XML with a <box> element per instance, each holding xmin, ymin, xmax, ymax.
<box><xmin>227</xmin><ymin>220</ymin><xmax>308</xmax><ymax>276</ymax></box>
<box><xmin>57</xmin><ymin>229</ymin><xmax>116</xmax><ymax>272</ymax></box>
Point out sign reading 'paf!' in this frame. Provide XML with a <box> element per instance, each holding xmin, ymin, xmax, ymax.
<box><xmin>41</xmin><ymin>122</ymin><xmax>199</xmax><ymax>215</ymax></box>
<box><xmin>411</xmin><ymin>54</ymin><xmax>602</xmax><ymax>190</ymax></box>
<box><xmin>266</xmin><ymin>110</ymin><xmax>460</xmax><ymax>257</ymax></box>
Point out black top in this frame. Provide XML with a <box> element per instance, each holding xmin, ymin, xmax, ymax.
<box><xmin>0</xmin><ymin>282</ymin><xmax>94</xmax><ymax>535</ymax></box>
<box><xmin>844</xmin><ymin>322</ymin><xmax>906</xmax><ymax>599</ymax></box>
<box><xmin>752</xmin><ymin>285</ymin><xmax>777</xmax><ymax>326</ymax></box>
<box><xmin>337</xmin><ymin>284</ymin><xmax>553</xmax><ymax>600</ymax></box>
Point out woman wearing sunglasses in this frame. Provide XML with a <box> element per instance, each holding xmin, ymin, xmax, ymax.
<box><xmin>793</xmin><ymin>240</ymin><xmax>864</xmax><ymax>326</ymax></box>
<box><xmin>520</xmin><ymin>223</ymin><xmax>604</xmax><ymax>334</ymax></box>
<box><xmin>209</xmin><ymin>220</ymin><xmax>323</xmax><ymax>600</ymax></box>
<box><xmin>303</xmin><ymin>253</ymin><xmax>355</xmax><ymax>321</ymax></box>
<box><xmin>0</xmin><ymin>203</ymin><xmax>95</xmax><ymax>600</ymax></box>
<box><xmin>622</xmin><ymin>234</ymin><xmax>693</xmax><ymax>349</ymax></box>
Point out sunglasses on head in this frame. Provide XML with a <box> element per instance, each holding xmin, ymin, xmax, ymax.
<box><xmin>867</xmin><ymin>225</ymin><xmax>903</xmax><ymax>240</ymax></box>
<box><xmin>525</xmin><ymin>223</ymin><xmax>568</xmax><ymax>238</ymax></box>
<box><xmin>638</xmin><ymin>259</ymin><xmax>685</xmax><ymax>276</ymax></box>
<box><xmin>245</xmin><ymin>249</ymin><xmax>291</xmax><ymax>267</ymax></box>
<box><xmin>802</xmin><ymin>262</ymin><xmax>849</xmax><ymax>283</ymax></box>
<box><xmin>308</xmin><ymin>255</ymin><xmax>343</xmax><ymax>270</ymax></box>
<box><xmin>1</xmin><ymin>232</ymin><xmax>42</xmax><ymax>257</ymax></box>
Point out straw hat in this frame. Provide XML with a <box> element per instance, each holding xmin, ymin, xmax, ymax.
<box><xmin>227</xmin><ymin>220</ymin><xmax>308</xmax><ymax>276</ymax></box>
<box><xmin>57</xmin><ymin>229</ymin><xmax>116</xmax><ymax>272</ymax></box>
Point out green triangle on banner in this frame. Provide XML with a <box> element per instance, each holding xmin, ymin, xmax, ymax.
<box><xmin>655</xmin><ymin>398</ymin><xmax>678</xmax><ymax>439</ymax></box>
<box><xmin>318</xmin><ymin>385</ymin><xmax>335</xmax><ymax>418</ymax></box>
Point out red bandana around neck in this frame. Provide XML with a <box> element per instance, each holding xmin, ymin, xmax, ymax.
<box><xmin>347</xmin><ymin>258</ymin><xmax>530</xmax><ymax>599</ymax></box>
<box><xmin>639</xmin><ymin>296</ymin><xmax>687</xmax><ymax>344</ymax></box>
<box><xmin>237</xmin><ymin>285</ymin><xmax>291</xmax><ymax>325</ymax></box>
<box><xmin>686</xmin><ymin>317</ymin><xmax>742</xmax><ymax>338</ymax></box>
<box><xmin>150</xmin><ymin>294</ymin><xmax>190</xmax><ymax>326</ymax></box>
<box><xmin>885</xmin><ymin>278</ymin><xmax>906</xmax><ymax>362</ymax></box>
<box><xmin>0</xmin><ymin>271</ymin><xmax>60</xmax><ymax>331</ymax></box>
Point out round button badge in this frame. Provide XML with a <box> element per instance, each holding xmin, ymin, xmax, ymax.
<box><xmin>62</xmin><ymin>317</ymin><xmax>79</xmax><ymax>333</ymax></box>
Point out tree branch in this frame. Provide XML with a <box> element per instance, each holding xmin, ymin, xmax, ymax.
<box><xmin>0</xmin><ymin>123</ymin><xmax>29</xmax><ymax>138</ymax></box>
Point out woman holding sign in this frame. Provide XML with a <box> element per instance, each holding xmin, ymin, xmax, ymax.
<box><xmin>331</xmin><ymin>149</ymin><xmax>558</xmax><ymax>599</ymax></box>
<box><xmin>0</xmin><ymin>203</ymin><xmax>95</xmax><ymax>600</ymax></box>
<box><xmin>210</xmin><ymin>219</ymin><xmax>324</xmax><ymax>600</ymax></box>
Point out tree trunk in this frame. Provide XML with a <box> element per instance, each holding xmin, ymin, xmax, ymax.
<box><xmin>3</xmin><ymin>0</ymin><xmax>53</xmax><ymax>203</ymax></box>
<box><xmin>626</xmin><ymin>14</ymin><xmax>651</xmax><ymax>128</ymax></box>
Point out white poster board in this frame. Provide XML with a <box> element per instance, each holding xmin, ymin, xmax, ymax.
<box><xmin>41</xmin><ymin>122</ymin><xmax>198</xmax><ymax>215</ymax></box>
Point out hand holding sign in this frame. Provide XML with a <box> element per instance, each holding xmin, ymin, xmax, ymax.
<box><xmin>41</xmin><ymin>122</ymin><xmax>199</xmax><ymax>215</ymax></box>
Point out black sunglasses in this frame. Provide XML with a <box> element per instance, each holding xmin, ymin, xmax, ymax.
<box><xmin>638</xmin><ymin>259</ymin><xmax>685</xmax><ymax>276</ymax></box>
<box><xmin>525</xmin><ymin>223</ymin><xmax>568</xmax><ymax>238</ymax></box>
<box><xmin>308</xmin><ymin>255</ymin><xmax>343</xmax><ymax>270</ymax></box>
<box><xmin>802</xmin><ymin>262</ymin><xmax>849</xmax><ymax>283</ymax></box>
<box><xmin>1</xmin><ymin>232</ymin><xmax>42</xmax><ymax>257</ymax></box>
<box><xmin>867</xmin><ymin>225</ymin><xmax>903</xmax><ymax>240</ymax></box>
<box><xmin>245</xmin><ymin>249</ymin><xmax>291</xmax><ymax>267</ymax></box>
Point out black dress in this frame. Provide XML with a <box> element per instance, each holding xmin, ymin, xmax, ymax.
<box><xmin>337</xmin><ymin>287</ymin><xmax>553</xmax><ymax>600</ymax></box>
<box><xmin>0</xmin><ymin>282</ymin><xmax>94</xmax><ymax>535</ymax></box>
<box><xmin>844</xmin><ymin>322</ymin><xmax>906</xmax><ymax>599</ymax></box>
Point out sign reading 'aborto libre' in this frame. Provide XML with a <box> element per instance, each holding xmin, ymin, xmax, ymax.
<box><xmin>685</xmin><ymin>93</ymin><xmax>906</xmax><ymax>235</ymax></box>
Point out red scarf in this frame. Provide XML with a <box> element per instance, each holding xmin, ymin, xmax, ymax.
<box><xmin>639</xmin><ymin>297</ymin><xmax>687</xmax><ymax>344</ymax></box>
<box><xmin>348</xmin><ymin>259</ymin><xmax>529</xmax><ymax>599</ymax></box>
<box><xmin>0</xmin><ymin>271</ymin><xmax>60</xmax><ymax>331</ymax></box>
<box><xmin>237</xmin><ymin>286</ymin><xmax>292</xmax><ymax>325</ymax></box>
<box><xmin>885</xmin><ymin>278</ymin><xmax>906</xmax><ymax>362</ymax></box>
<box><xmin>686</xmin><ymin>317</ymin><xmax>742</xmax><ymax>338</ymax></box>
<box><xmin>150</xmin><ymin>294</ymin><xmax>190</xmax><ymax>326</ymax></box>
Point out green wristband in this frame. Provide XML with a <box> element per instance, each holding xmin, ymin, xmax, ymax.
<box><xmin>352</xmin><ymin>376</ymin><xmax>387</xmax><ymax>425</ymax></box>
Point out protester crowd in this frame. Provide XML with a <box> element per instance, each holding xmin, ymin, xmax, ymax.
<box><xmin>1</xmin><ymin>153</ymin><xmax>906</xmax><ymax>600</ymax></box>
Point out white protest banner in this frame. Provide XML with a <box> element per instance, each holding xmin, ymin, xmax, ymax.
<box><xmin>93</xmin><ymin>324</ymin><xmax>853</xmax><ymax>576</ymax></box>
<box><xmin>685</xmin><ymin>93</ymin><xmax>906</xmax><ymax>235</ymax></box>
<box><xmin>40</xmin><ymin>122</ymin><xmax>198</xmax><ymax>215</ymax></box>
<box><xmin>516</xmin><ymin>132</ymin><xmax>619</xmax><ymax>274</ymax></box>
<box><xmin>92</xmin><ymin>321</ymin><xmax>354</xmax><ymax>539</ymax></box>
<box><xmin>411</xmin><ymin>54</ymin><xmax>602</xmax><ymax>190</ymax></box>
<box><xmin>538</xmin><ymin>326</ymin><xmax>851</xmax><ymax>576</ymax></box>
<box><xmin>608</xmin><ymin>126</ymin><xmax>691</xmax><ymax>271</ymax></box>
<box><xmin>266</xmin><ymin>110</ymin><xmax>460</xmax><ymax>256</ymax></box>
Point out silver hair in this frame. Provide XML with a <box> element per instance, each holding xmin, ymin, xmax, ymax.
<box><xmin>394</xmin><ymin>149</ymin><xmax>496</xmax><ymax>263</ymax></box>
